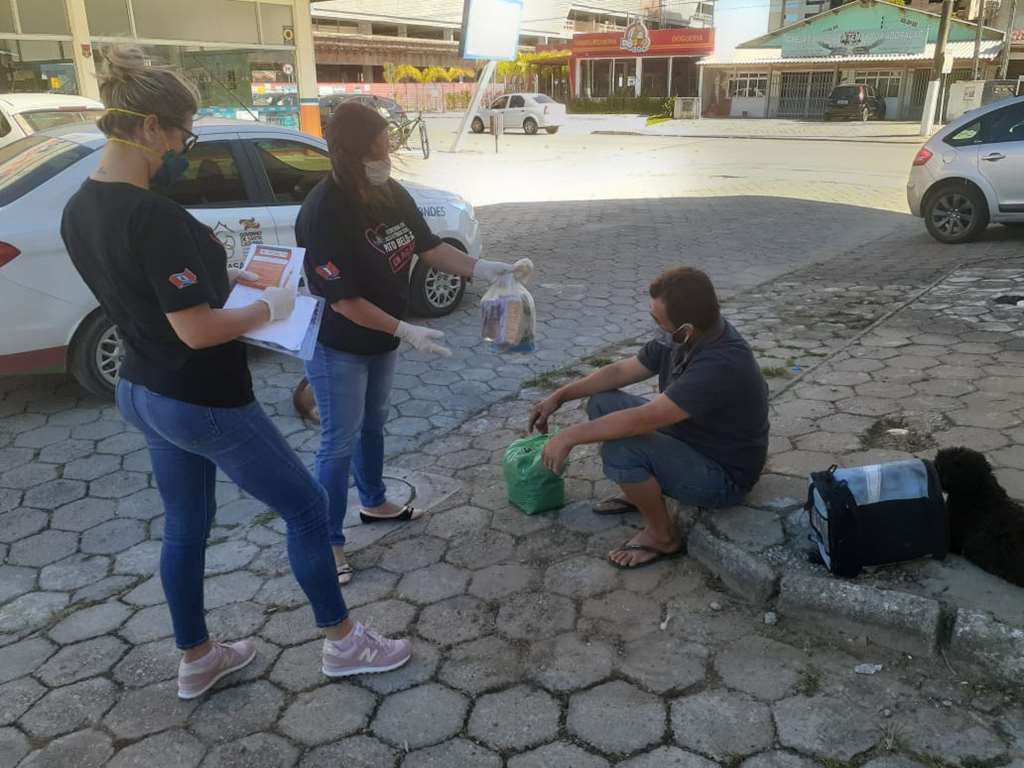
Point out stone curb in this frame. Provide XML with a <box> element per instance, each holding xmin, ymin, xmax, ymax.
<box><xmin>687</xmin><ymin>523</ymin><xmax>778</xmax><ymax>606</ymax></box>
<box><xmin>776</xmin><ymin>574</ymin><xmax>942</xmax><ymax>658</ymax></box>
<box><xmin>950</xmin><ymin>609</ymin><xmax>1024</xmax><ymax>685</ymax></box>
<box><xmin>590</xmin><ymin>130</ymin><xmax>925</xmax><ymax>145</ymax></box>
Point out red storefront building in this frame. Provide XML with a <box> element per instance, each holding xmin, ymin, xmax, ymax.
<box><xmin>569</xmin><ymin>24</ymin><xmax>715</xmax><ymax>100</ymax></box>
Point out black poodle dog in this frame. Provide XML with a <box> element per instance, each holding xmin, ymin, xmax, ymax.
<box><xmin>934</xmin><ymin>446</ymin><xmax>1024</xmax><ymax>587</ymax></box>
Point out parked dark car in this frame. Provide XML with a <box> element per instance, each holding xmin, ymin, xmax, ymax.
<box><xmin>319</xmin><ymin>94</ymin><xmax>406</xmax><ymax>132</ymax></box>
<box><xmin>823</xmin><ymin>84</ymin><xmax>886</xmax><ymax>122</ymax></box>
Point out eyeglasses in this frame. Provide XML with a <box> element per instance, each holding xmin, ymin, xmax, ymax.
<box><xmin>176</xmin><ymin>126</ymin><xmax>199</xmax><ymax>154</ymax></box>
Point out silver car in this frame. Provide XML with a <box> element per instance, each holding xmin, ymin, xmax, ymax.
<box><xmin>908</xmin><ymin>95</ymin><xmax>1024</xmax><ymax>243</ymax></box>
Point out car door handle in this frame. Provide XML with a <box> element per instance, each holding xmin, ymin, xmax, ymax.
<box><xmin>983</xmin><ymin>152</ymin><xmax>1006</xmax><ymax>161</ymax></box>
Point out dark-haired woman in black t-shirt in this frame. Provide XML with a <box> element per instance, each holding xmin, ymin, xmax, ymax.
<box><xmin>298</xmin><ymin>102</ymin><xmax>532</xmax><ymax>585</ymax></box>
<box><xmin>60</xmin><ymin>45</ymin><xmax>410</xmax><ymax>700</ymax></box>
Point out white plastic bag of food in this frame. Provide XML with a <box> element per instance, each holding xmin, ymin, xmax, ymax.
<box><xmin>481</xmin><ymin>272</ymin><xmax>536</xmax><ymax>353</ymax></box>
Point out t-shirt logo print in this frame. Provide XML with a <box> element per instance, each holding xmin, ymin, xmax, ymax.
<box><xmin>366</xmin><ymin>222</ymin><xmax>417</xmax><ymax>274</ymax></box>
<box><xmin>316</xmin><ymin>261</ymin><xmax>342</xmax><ymax>281</ymax></box>
<box><xmin>168</xmin><ymin>269</ymin><xmax>198</xmax><ymax>289</ymax></box>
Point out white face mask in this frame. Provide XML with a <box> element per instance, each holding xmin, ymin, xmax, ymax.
<box><xmin>653</xmin><ymin>319</ymin><xmax>691</xmax><ymax>349</ymax></box>
<box><xmin>364</xmin><ymin>158</ymin><xmax>391</xmax><ymax>186</ymax></box>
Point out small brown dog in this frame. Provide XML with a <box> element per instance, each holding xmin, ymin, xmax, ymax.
<box><xmin>934</xmin><ymin>446</ymin><xmax>1024</xmax><ymax>587</ymax></box>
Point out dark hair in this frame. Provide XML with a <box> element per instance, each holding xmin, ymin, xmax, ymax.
<box><xmin>649</xmin><ymin>267</ymin><xmax>720</xmax><ymax>331</ymax></box>
<box><xmin>325</xmin><ymin>102</ymin><xmax>392</xmax><ymax>211</ymax></box>
<box><xmin>96</xmin><ymin>45</ymin><xmax>199</xmax><ymax>139</ymax></box>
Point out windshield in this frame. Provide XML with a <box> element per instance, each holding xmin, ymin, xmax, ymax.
<box><xmin>831</xmin><ymin>86</ymin><xmax>861</xmax><ymax>100</ymax></box>
<box><xmin>20</xmin><ymin>109</ymin><xmax>104</xmax><ymax>132</ymax></box>
<box><xmin>0</xmin><ymin>135</ymin><xmax>93</xmax><ymax>207</ymax></box>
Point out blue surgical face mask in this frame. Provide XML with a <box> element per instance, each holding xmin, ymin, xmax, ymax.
<box><xmin>152</xmin><ymin>149</ymin><xmax>189</xmax><ymax>187</ymax></box>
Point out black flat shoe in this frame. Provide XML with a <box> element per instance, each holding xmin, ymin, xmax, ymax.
<box><xmin>359</xmin><ymin>504</ymin><xmax>420</xmax><ymax>524</ymax></box>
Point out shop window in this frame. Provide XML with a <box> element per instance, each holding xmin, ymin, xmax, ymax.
<box><xmin>1</xmin><ymin>39</ymin><xmax>77</xmax><ymax>94</ymax></box>
<box><xmin>613</xmin><ymin>59</ymin><xmax>636</xmax><ymax>96</ymax></box>
<box><xmin>85</xmin><ymin>0</ymin><xmax>132</xmax><ymax>37</ymax></box>
<box><xmin>260</xmin><ymin>3</ymin><xmax>294</xmax><ymax>46</ymax></box>
<box><xmin>132</xmin><ymin>0</ymin><xmax>259</xmax><ymax>45</ymax></box>
<box><xmin>641</xmin><ymin>57</ymin><xmax>669</xmax><ymax>98</ymax></box>
<box><xmin>253</xmin><ymin>139</ymin><xmax>331</xmax><ymax>205</ymax></box>
<box><xmin>728</xmin><ymin>72</ymin><xmax>769</xmax><ymax>98</ymax></box>
<box><xmin>0</xmin><ymin>1</ymin><xmax>14</xmax><ymax>34</ymax></box>
<box><xmin>162</xmin><ymin>142</ymin><xmax>249</xmax><ymax>208</ymax></box>
<box><xmin>671</xmin><ymin>58</ymin><xmax>698</xmax><ymax>97</ymax></box>
<box><xmin>16</xmin><ymin>0</ymin><xmax>70</xmax><ymax>34</ymax></box>
<box><xmin>854</xmin><ymin>71</ymin><xmax>902</xmax><ymax>98</ymax></box>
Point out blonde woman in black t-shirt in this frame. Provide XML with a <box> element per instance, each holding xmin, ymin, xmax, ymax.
<box><xmin>61</xmin><ymin>46</ymin><xmax>411</xmax><ymax>700</ymax></box>
<box><xmin>297</xmin><ymin>103</ymin><xmax>532</xmax><ymax>584</ymax></box>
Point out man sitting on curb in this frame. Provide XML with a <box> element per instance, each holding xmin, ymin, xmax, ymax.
<box><xmin>529</xmin><ymin>267</ymin><xmax>769</xmax><ymax>569</ymax></box>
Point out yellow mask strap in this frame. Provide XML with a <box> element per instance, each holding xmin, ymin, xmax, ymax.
<box><xmin>105</xmin><ymin>107</ymin><xmax>151</xmax><ymax>120</ymax></box>
<box><xmin>107</xmin><ymin>136</ymin><xmax>162</xmax><ymax>158</ymax></box>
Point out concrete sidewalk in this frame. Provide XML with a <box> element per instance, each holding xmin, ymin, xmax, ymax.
<box><xmin>595</xmin><ymin>117</ymin><xmax>931</xmax><ymax>144</ymax></box>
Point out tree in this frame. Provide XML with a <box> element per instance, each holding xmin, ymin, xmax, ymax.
<box><xmin>422</xmin><ymin>66</ymin><xmax>451</xmax><ymax>82</ymax></box>
<box><xmin>391</xmin><ymin>64</ymin><xmax>424</xmax><ymax>83</ymax></box>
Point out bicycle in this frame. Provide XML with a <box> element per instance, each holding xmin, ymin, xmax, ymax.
<box><xmin>388</xmin><ymin>112</ymin><xmax>430</xmax><ymax>159</ymax></box>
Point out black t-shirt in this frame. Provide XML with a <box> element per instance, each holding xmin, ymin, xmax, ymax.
<box><xmin>296</xmin><ymin>176</ymin><xmax>442</xmax><ymax>355</ymax></box>
<box><xmin>637</xmin><ymin>319</ymin><xmax>769</xmax><ymax>491</ymax></box>
<box><xmin>61</xmin><ymin>179</ymin><xmax>253</xmax><ymax>408</ymax></box>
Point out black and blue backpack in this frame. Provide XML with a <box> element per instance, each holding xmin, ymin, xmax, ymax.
<box><xmin>805</xmin><ymin>460</ymin><xmax>947</xmax><ymax>578</ymax></box>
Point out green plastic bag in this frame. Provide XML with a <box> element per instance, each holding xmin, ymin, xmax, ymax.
<box><xmin>503</xmin><ymin>434</ymin><xmax>566</xmax><ymax>515</ymax></box>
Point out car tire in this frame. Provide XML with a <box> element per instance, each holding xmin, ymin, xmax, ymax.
<box><xmin>923</xmin><ymin>183</ymin><xmax>990</xmax><ymax>244</ymax></box>
<box><xmin>69</xmin><ymin>310</ymin><xmax>123</xmax><ymax>398</ymax></box>
<box><xmin>471</xmin><ymin>117</ymin><xmax>485</xmax><ymax>133</ymax></box>
<box><xmin>524</xmin><ymin>117</ymin><xmax>538</xmax><ymax>135</ymax></box>
<box><xmin>545</xmin><ymin>127</ymin><xmax>559</xmax><ymax>134</ymax></box>
<box><xmin>409</xmin><ymin>241</ymin><xmax>468</xmax><ymax>318</ymax></box>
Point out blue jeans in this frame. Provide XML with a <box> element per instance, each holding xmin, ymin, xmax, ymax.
<box><xmin>586</xmin><ymin>390</ymin><xmax>745</xmax><ymax>509</ymax></box>
<box><xmin>305</xmin><ymin>344</ymin><xmax>398</xmax><ymax>548</ymax></box>
<box><xmin>116</xmin><ymin>379</ymin><xmax>347</xmax><ymax>650</ymax></box>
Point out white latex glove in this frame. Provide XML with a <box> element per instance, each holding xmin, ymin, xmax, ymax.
<box><xmin>472</xmin><ymin>258</ymin><xmax>534</xmax><ymax>284</ymax></box>
<box><xmin>395</xmin><ymin>321</ymin><xmax>452</xmax><ymax>357</ymax></box>
<box><xmin>257</xmin><ymin>286</ymin><xmax>297</xmax><ymax>323</ymax></box>
<box><xmin>227</xmin><ymin>268</ymin><xmax>258</xmax><ymax>286</ymax></box>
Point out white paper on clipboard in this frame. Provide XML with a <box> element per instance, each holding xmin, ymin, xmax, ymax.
<box><xmin>224</xmin><ymin>244</ymin><xmax>322</xmax><ymax>359</ymax></box>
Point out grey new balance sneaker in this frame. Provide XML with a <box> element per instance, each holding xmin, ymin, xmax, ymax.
<box><xmin>178</xmin><ymin>639</ymin><xmax>257</xmax><ymax>700</ymax></box>
<box><xmin>322</xmin><ymin>623</ymin><xmax>412</xmax><ymax>678</ymax></box>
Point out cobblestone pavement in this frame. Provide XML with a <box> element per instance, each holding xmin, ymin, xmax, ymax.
<box><xmin>3</xmin><ymin>217</ymin><xmax>1024</xmax><ymax>765</ymax></box>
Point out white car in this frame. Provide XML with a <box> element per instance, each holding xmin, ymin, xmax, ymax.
<box><xmin>472</xmin><ymin>93</ymin><xmax>567</xmax><ymax>136</ymax></box>
<box><xmin>0</xmin><ymin>119</ymin><xmax>481</xmax><ymax>396</ymax></box>
<box><xmin>0</xmin><ymin>93</ymin><xmax>105</xmax><ymax>151</ymax></box>
<box><xmin>907</xmin><ymin>95</ymin><xmax>1024</xmax><ymax>243</ymax></box>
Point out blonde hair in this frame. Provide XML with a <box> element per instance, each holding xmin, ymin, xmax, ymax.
<box><xmin>96</xmin><ymin>45</ymin><xmax>200</xmax><ymax>139</ymax></box>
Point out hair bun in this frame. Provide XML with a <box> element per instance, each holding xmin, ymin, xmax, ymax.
<box><xmin>103</xmin><ymin>45</ymin><xmax>148</xmax><ymax>81</ymax></box>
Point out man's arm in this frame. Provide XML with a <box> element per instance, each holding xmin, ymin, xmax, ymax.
<box><xmin>530</xmin><ymin>357</ymin><xmax>654</xmax><ymax>433</ymax></box>
<box><xmin>541</xmin><ymin>394</ymin><xmax>689</xmax><ymax>474</ymax></box>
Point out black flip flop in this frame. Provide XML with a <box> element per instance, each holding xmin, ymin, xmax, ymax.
<box><xmin>592</xmin><ymin>497</ymin><xmax>638</xmax><ymax>515</ymax></box>
<box><xmin>359</xmin><ymin>504</ymin><xmax>419</xmax><ymax>524</ymax></box>
<box><xmin>608</xmin><ymin>541</ymin><xmax>684</xmax><ymax>570</ymax></box>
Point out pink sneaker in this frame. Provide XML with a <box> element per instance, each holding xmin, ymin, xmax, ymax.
<box><xmin>177</xmin><ymin>639</ymin><xmax>257</xmax><ymax>700</ymax></box>
<box><xmin>322</xmin><ymin>623</ymin><xmax>412</xmax><ymax>678</ymax></box>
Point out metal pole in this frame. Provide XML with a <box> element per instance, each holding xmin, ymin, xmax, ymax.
<box><xmin>921</xmin><ymin>0</ymin><xmax>954</xmax><ymax>135</ymax></box>
<box><xmin>1000</xmin><ymin>0</ymin><xmax>1019</xmax><ymax>78</ymax></box>
<box><xmin>973</xmin><ymin>3</ymin><xmax>987</xmax><ymax>80</ymax></box>
<box><xmin>451</xmin><ymin>60</ymin><xmax>497</xmax><ymax>153</ymax></box>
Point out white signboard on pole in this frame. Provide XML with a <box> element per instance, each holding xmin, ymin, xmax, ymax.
<box><xmin>459</xmin><ymin>0</ymin><xmax>524</xmax><ymax>61</ymax></box>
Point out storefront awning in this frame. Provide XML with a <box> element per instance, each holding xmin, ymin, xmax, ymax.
<box><xmin>700</xmin><ymin>39</ymin><xmax>1002</xmax><ymax>66</ymax></box>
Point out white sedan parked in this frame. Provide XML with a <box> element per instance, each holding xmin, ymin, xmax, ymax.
<box><xmin>0</xmin><ymin>119</ymin><xmax>481</xmax><ymax>396</ymax></box>
<box><xmin>0</xmin><ymin>93</ymin><xmax>105</xmax><ymax>150</ymax></box>
<box><xmin>472</xmin><ymin>93</ymin><xmax>567</xmax><ymax>136</ymax></box>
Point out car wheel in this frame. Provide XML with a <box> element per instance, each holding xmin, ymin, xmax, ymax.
<box><xmin>69</xmin><ymin>310</ymin><xmax>123</xmax><ymax>398</ymax></box>
<box><xmin>409</xmin><ymin>244</ymin><xmax>467</xmax><ymax>317</ymax></box>
<box><xmin>524</xmin><ymin>117</ymin><xmax>538</xmax><ymax>135</ymax></box>
<box><xmin>545</xmin><ymin>126</ymin><xmax>559</xmax><ymax>134</ymax></box>
<box><xmin>471</xmin><ymin>117</ymin><xmax>485</xmax><ymax>133</ymax></box>
<box><xmin>923</xmin><ymin>183</ymin><xmax>990</xmax><ymax>244</ymax></box>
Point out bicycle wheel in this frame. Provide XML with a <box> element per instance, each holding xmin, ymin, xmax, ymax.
<box><xmin>387</xmin><ymin>120</ymin><xmax>404</xmax><ymax>152</ymax></box>
<box><xmin>418</xmin><ymin>119</ymin><xmax>430</xmax><ymax>159</ymax></box>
